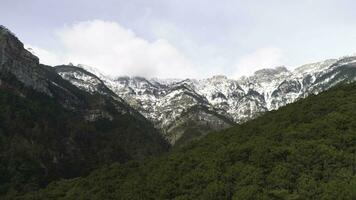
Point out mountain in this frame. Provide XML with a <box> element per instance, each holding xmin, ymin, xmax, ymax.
<box><xmin>0</xmin><ymin>25</ymin><xmax>168</xmax><ymax>196</ymax></box>
<box><xmin>18</xmin><ymin>79</ymin><xmax>356</xmax><ymax>200</ymax></box>
<box><xmin>56</xmin><ymin>66</ymin><xmax>234</xmax><ymax>146</ymax></box>
<box><xmin>59</xmin><ymin>56</ymin><xmax>356</xmax><ymax>145</ymax></box>
<box><xmin>2</xmin><ymin>24</ymin><xmax>356</xmax><ymax>199</ymax></box>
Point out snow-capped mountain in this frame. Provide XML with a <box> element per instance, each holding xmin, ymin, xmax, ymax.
<box><xmin>55</xmin><ymin>56</ymin><xmax>356</xmax><ymax>145</ymax></box>
<box><xmin>194</xmin><ymin>57</ymin><xmax>356</xmax><ymax>122</ymax></box>
<box><xmin>56</xmin><ymin>65</ymin><xmax>233</xmax><ymax>145</ymax></box>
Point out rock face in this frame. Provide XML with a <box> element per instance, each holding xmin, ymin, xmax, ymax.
<box><xmin>0</xmin><ymin>25</ymin><xmax>50</xmax><ymax>95</ymax></box>
<box><xmin>59</xmin><ymin>56</ymin><xmax>356</xmax><ymax>145</ymax></box>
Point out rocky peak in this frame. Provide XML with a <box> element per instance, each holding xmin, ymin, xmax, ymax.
<box><xmin>55</xmin><ymin>65</ymin><xmax>117</xmax><ymax>97</ymax></box>
<box><xmin>252</xmin><ymin>66</ymin><xmax>290</xmax><ymax>81</ymax></box>
<box><xmin>0</xmin><ymin>26</ymin><xmax>39</xmax><ymax>65</ymax></box>
<box><xmin>0</xmin><ymin>25</ymin><xmax>51</xmax><ymax>95</ymax></box>
<box><xmin>294</xmin><ymin>59</ymin><xmax>338</xmax><ymax>76</ymax></box>
<box><xmin>335</xmin><ymin>56</ymin><xmax>356</xmax><ymax>66</ymax></box>
<box><xmin>255</xmin><ymin>66</ymin><xmax>288</xmax><ymax>75</ymax></box>
<box><xmin>209</xmin><ymin>75</ymin><xmax>228</xmax><ymax>81</ymax></box>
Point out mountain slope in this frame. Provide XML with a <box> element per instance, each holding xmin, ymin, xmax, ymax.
<box><xmin>0</xmin><ymin>25</ymin><xmax>168</xmax><ymax>196</ymax></box>
<box><xmin>21</xmin><ymin>82</ymin><xmax>356</xmax><ymax>200</ymax></box>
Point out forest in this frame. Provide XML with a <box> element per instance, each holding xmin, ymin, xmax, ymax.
<box><xmin>9</xmin><ymin>82</ymin><xmax>356</xmax><ymax>200</ymax></box>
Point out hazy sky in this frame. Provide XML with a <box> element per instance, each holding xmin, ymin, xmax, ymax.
<box><xmin>1</xmin><ymin>0</ymin><xmax>356</xmax><ymax>78</ymax></box>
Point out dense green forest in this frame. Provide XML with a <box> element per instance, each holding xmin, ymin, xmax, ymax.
<box><xmin>12</xmin><ymin>82</ymin><xmax>356</xmax><ymax>199</ymax></box>
<box><xmin>0</xmin><ymin>79</ymin><xmax>168</xmax><ymax>197</ymax></box>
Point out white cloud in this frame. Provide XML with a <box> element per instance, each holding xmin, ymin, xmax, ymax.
<box><xmin>28</xmin><ymin>20</ymin><xmax>198</xmax><ymax>79</ymax></box>
<box><xmin>27</xmin><ymin>20</ymin><xmax>288</xmax><ymax>79</ymax></box>
<box><xmin>233</xmin><ymin>47</ymin><xmax>284</xmax><ymax>77</ymax></box>
<box><xmin>25</xmin><ymin>45</ymin><xmax>63</xmax><ymax>66</ymax></box>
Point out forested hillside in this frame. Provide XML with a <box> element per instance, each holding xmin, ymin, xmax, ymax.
<box><xmin>0</xmin><ymin>78</ymin><xmax>169</xmax><ymax>197</ymax></box>
<box><xmin>17</xmin><ymin>82</ymin><xmax>356</xmax><ymax>199</ymax></box>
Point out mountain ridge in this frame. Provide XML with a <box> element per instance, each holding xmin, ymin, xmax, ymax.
<box><xmin>57</xmin><ymin>56</ymin><xmax>356</xmax><ymax>145</ymax></box>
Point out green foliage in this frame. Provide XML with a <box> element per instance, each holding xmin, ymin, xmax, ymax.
<box><xmin>0</xmin><ymin>85</ymin><xmax>168</xmax><ymax>197</ymax></box>
<box><xmin>17</xmin><ymin>83</ymin><xmax>356</xmax><ymax>200</ymax></box>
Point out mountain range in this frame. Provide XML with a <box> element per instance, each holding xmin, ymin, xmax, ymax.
<box><xmin>54</xmin><ymin>55</ymin><xmax>356</xmax><ymax>145</ymax></box>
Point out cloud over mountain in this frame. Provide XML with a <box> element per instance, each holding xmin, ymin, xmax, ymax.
<box><xmin>29</xmin><ymin>20</ymin><xmax>198</xmax><ymax>78</ymax></box>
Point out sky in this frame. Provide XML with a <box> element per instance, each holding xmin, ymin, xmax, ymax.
<box><xmin>1</xmin><ymin>0</ymin><xmax>356</xmax><ymax>78</ymax></box>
